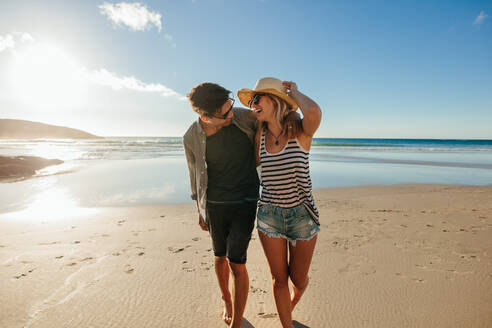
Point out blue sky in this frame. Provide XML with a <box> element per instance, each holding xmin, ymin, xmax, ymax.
<box><xmin>0</xmin><ymin>0</ymin><xmax>490</xmax><ymax>138</ymax></box>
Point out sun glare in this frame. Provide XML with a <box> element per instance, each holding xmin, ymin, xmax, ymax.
<box><xmin>8</xmin><ymin>43</ymin><xmax>88</xmax><ymax>109</ymax></box>
<box><xmin>0</xmin><ymin>186</ymin><xmax>98</xmax><ymax>221</ymax></box>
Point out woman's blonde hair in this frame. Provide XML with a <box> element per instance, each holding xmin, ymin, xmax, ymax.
<box><xmin>262</xmin><ymin>94</ymin><xmax>302</xmax><ymax>138</ymax></box>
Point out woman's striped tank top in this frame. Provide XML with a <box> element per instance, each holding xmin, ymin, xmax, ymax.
<box><xmin>259</xmin><ymin>129</ymin><xmax>320</xmax><ymax>225</ymax></box>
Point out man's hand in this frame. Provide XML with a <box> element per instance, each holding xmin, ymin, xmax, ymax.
<box><xmin>198</xmin><ymin>214</ymin><xmax>209</xmax><ymax>231</ymax></box>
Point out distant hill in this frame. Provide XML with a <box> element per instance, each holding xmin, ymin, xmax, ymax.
<box><xmin>0</xmin><ymin>119</ymin><xmax>102</xmax><ymax>139</ymax></box>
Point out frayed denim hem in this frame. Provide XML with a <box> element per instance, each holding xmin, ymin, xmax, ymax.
<box><xmin>257</xmin><ymin>226</ymin><xmax>319</xmax><ymax>247</ymax></box>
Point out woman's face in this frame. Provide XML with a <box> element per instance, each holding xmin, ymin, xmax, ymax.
<box><xmin>251</xmin><ymin>94</ymin><xmax>275</xmax><ymax>122</ymax></box>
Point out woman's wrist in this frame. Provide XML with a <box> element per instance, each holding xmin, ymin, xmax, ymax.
<box><xmin>290</xmin><ymin>88</ymin><xmax>301</xmax><ymax>99</ymax></box>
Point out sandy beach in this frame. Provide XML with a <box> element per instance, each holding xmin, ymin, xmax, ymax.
<box><xmin>1</xmin><ymin>184</ymin><xmax>491</xmax><ymax>328</ymax></box>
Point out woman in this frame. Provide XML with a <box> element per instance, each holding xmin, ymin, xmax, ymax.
<box><xmin>238</xmin><ymin>77</ymin><xmax>322</xmax><ymax>328</ymax></box>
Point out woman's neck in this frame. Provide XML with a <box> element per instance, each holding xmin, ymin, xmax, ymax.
<box><xmin>266</xmin><ymin>121</ymin><xmax>282</xmax><ymax>136</ymax></box>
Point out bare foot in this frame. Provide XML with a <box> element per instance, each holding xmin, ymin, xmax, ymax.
<box><xmin>222</xmin><ymin>299</ymin><xmax>232</xmax><ymax>325</ymax></box>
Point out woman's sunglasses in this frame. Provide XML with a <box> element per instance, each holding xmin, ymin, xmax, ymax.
<box><xmin>248</xmin><ymin>93</ymin><xmax>265</xmax><ymax>108</ymax></box>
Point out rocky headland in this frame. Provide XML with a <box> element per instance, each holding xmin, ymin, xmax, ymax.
<box><xmin>0</xmin><ymin>119</ymin><xmax>101</xmax><ymax>139</ymax></box>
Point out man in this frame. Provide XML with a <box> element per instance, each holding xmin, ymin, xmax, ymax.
<box><xmin>183</xmin><ymin>82</ymin><xmax>259</xmax><ymax>327</ymax></box>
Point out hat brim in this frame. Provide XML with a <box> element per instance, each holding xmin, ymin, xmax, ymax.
<box><xmin>237</xmin><ymin>88</ymin><xmax>298</xmax><ymax>110</ymax></box>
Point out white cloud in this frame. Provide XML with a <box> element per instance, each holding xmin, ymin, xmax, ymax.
<box><xmin>0</xmin><ymin>32</ymin><xmax>35</xmax><ymax>53</ymax></box>
<box><xmin>99</xmin><ymin>2</ymin><xmax>162</xmax><ymax>32</ymax></box>
<box><xmin>1</xmin><ymin>31</ymin><xmax>184</xmax><ymax>102</ymax></box>
<box><xmin>21</xmin><ymin>33</ymin><xmax>34</xmax><ymax>43</ymax></box>
<box><xmin>0</xmin><ymin>34</ymin><xmax>15</xmax><ymax>53</ymax></box>
<box><xmin>85</xmin><ymin>68</ymin><xmax>186</xmax><ymax>100</ymax></box>
<box><xmin>164</xmin><ymin>33</ymin><xmax>176</xmax><ymax>47</ymax></box>
<box><xmin>474</xmin><ymin>11</ymin><xmax>488</xmax><ymax>25</ymax></box>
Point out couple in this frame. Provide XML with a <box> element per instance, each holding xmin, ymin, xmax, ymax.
<box><xmin>183</xmin><ymin>77</ymin><xmax>321</xmax><ymax>328</ymax></box>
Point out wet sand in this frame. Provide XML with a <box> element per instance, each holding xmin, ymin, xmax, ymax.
<box><xmin>0</xmin><ymin>184</ymin><xmax>491</xmax><ymax>327</ymax></box>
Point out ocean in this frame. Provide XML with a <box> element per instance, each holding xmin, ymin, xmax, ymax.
<box><xmin>1</xmin><ymin>137</ymin><xmax>491</xmax><ymax>215</ymax></box>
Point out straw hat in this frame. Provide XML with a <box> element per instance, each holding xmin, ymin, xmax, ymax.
<box><xmin>237</xmin><ymin>77</ymin><xmax>298</xmax><ymax>110</ymax></box>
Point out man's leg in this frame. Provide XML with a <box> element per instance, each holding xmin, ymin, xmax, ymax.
<box><xmin>207</xmin><ymin>204</ymin><xmax>232</xmax><ymax>324</ymax></box>
<box><xmin>215</xmin><ymin>256</ymin><xmax>232</xmax><ymax>324</ymax></box>
<box><xmin>228</xmin><ymin>262</ymin><xmax>249</xmax><ymax>328</ymax></box>
<box><xmin>226</xmin><ymin>202</ymin><xmax>256</xmax><ymax>327</ymax></box>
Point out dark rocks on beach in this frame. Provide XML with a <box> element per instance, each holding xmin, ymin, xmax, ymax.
<box><xmin>0</xmin><ymin>156</ymin><xmax>63</xmax><ymax>179</ymax></box>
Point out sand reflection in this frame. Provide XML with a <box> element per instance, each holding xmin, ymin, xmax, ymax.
<box><xmin>0</xmin><ymin>185</ymin><xmax>97</xmax><ymax>220</ymax></box>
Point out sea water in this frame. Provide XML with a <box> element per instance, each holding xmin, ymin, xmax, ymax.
<box><xmin>1</xmin><ymin>137</ymin><xmax>491</xmax><ymax>215</ymax></box>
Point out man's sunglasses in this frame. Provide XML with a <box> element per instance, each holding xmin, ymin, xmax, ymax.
<box><xmin>209</xmin><ymin>98</ymin><xmax>235</xmax><ymax>119</ymax></box>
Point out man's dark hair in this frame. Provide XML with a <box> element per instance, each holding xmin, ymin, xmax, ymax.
<box><xmin>188</xmin><ymin>82</ymin><xmax>231</xmax><ymax>116</ymax></box>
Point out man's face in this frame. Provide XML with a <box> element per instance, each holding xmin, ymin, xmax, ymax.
<box><xmin>205</xmin><ymin>98</ymin><xmax>234</xmax><ymax>127</ymax></box>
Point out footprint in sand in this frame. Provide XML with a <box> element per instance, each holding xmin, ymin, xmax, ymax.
<box><xmin>192</xmin><ymin>237</ymin><xmax>200</xmax><ymax>241</ymax></box>
<box><xmin>55</xmin><ymin>256</ymin><xmax>64</xmax><ymax>259</ymax></box>
<box><xmin>338</xmin><ymin>263</ymin><xmax>351</xmax><ymax>274</ymax></box>
<box><xmin>14</xmin><ymin>268</ymin><xmax>36</xmax><ymax>279</ymax></box>
<box><xmin>168</xmin><ymin>247</ymin><xmax>185</xmax><ymax>253</ymax></box>
<box><xmin>124</xmin><ymin>265</ymin><xmax>134</xmax><ymax>274</ymax></box>
<box><xmin>80</xmin><ymin>257</ymin><xmax>94</xmax><ymax>262</ymax></box>
<box><xmin>411</xmin><ymin>278</ymin><xmax>426</xmax><ymax>283</ymax></box>
<box><xmin>200</xmin><ymin>263</ymin><xmax>211</xmax><ymax>271</ymax></box>
<box><xmin>258</xmin><ymin>313</ymin><xmax>278</xmax><ymax>319</ymax></box>
<box><xmin>250</xmin><ymin>286</ymin><xmax>267</xmax><ymax>294</ymax></box>
<box><xmin>38</xmin><ymin>241</ymin><xmax>60</xmax><ymax>246</ymax></box>
<box><xmin>169</xmin><ymin>245</ymin><xmax>192</xmax><ymax>253</ymax></box>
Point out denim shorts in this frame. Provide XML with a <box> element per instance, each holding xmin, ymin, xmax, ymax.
<box><xmin>257</xmin><ymin>203</ymin><xmax>320</xmax><ymax>245</ymax></box>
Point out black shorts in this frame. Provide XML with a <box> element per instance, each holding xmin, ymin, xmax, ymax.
<box><xmin>206</xmin><ymin>201</ymin><xmax>257</xmax><ymax>264</ymax></box>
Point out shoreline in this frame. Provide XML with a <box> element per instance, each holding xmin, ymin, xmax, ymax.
<box><xmin>2</xmin><ymin>182</ymin><xmax>492</xmax><ymax>216</ymax></box>
<box><xmin>1</xmin><ymin>184</ymin><xmax>491</xmax><ymax>327</ymax></box>
<box><xmin>1</xmin><ymin>183</ymin><xmax>492</xmax><ymax>217</ymax></box>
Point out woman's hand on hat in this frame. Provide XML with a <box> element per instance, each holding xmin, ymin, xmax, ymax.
<box><xmin>282</xmin><ymin>81</ymin><xmax>298</xmax><ymax>96</ymax></box>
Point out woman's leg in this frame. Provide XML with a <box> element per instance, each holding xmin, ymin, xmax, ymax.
<box><xmin>288</xmin><ymin>235</ymin><xmax>317</xmax><ymax>311</ymax></box>
<box><xmin>258</xmin><ymin>231</ymin><xmax>294</xmax><ymax>328</ymax></box>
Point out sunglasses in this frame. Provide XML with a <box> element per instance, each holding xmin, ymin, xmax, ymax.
<box><xmin>209</xmin><ymin>98</ymin><xmax>235</xmax><ymax>119</ymax></box>
<box><xmin>248</xmin><ymin>93</ymin><xmax>267</xmax><ymax>108</ymax></box>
